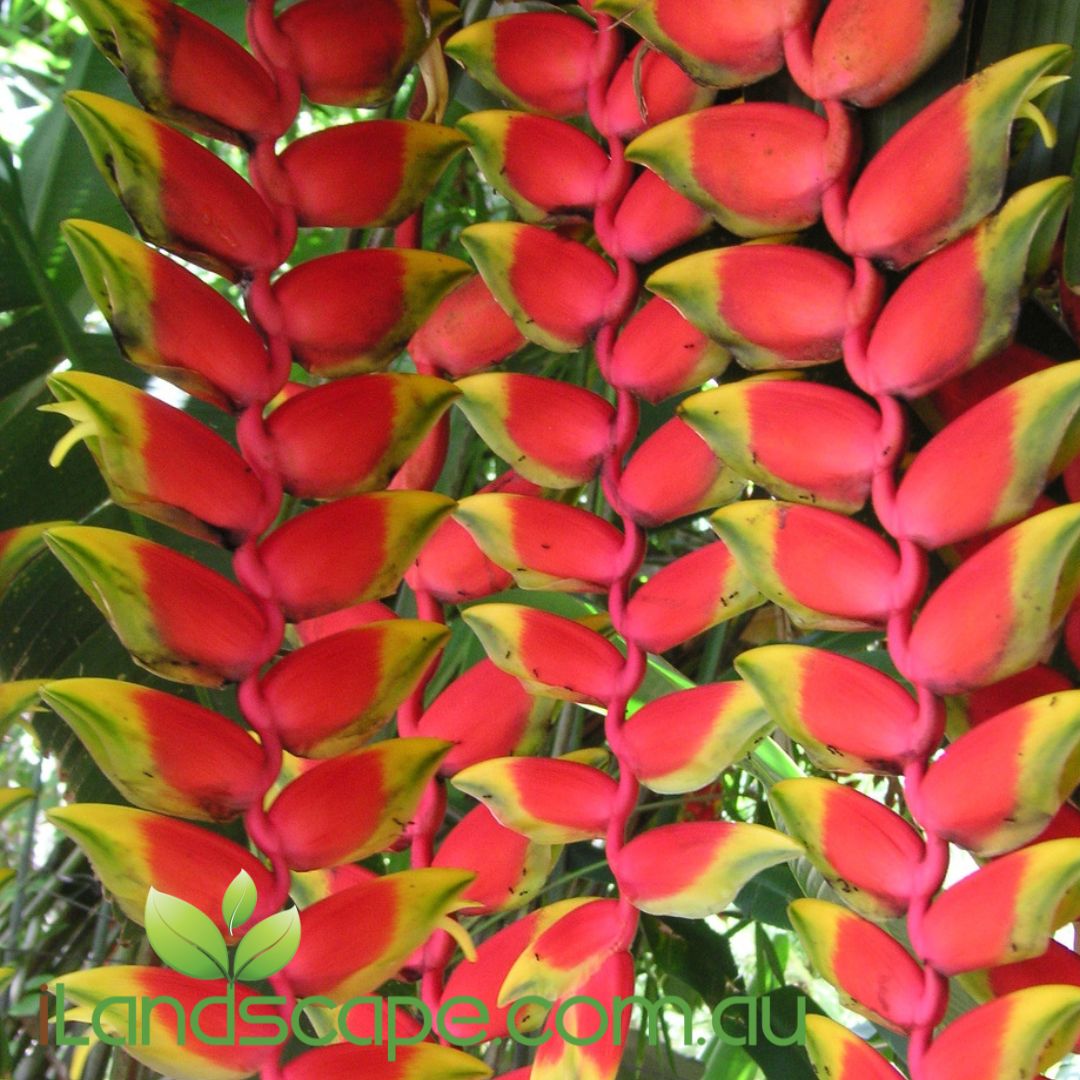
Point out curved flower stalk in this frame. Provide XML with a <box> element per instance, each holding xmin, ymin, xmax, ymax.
<box><xmin>38</xmin><ymin>2</ymin><xmax>489</xmax><ymax>1078</ymax></box>
<box><xmin>769</xmin><ymin>19</ymin><xmax>1076</xmax><ymax>1078</ymax></box>
<box><xmin>451</xmin><ymin>3</ymin><xmax>1080</xmax><ymax>1079</ymax></box>
<box><xmin>441</xmin><ymin>7</ymin><xmax>826</xmax><ymax>1077</ymax></box>
<box><xmin>617</xmin><ymin>4</ymin><xmax>1078</xmax><ymax>1076</ymax></box>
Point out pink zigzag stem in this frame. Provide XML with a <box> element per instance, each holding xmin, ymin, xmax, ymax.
<box><xmin>785</xmin><ymin>28</ymin><xmax>951</xmax><ymax>1077</ymax></box>
<box><xmin>589</xmin><ymin>13</ymin><xmax>648</xmax><ymax>958</ymax></box>
<box><xmin>232</xmin><ymin>3</ymin><xmax>302</xmax><ymax>1075</ymax></box>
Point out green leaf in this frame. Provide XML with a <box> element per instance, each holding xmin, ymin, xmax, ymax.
<box><xmin>221</xmin><ymin>869</ymin><xmax>257</xmax><ymax>935</ymax></box>
<box><xmin>1064</xmin><ymin>133</ymin><xmax>1080</xmax><ymax>292</ymax></box>
<box><xmin>644</xmin><ymin>915</ymin><xmax>739</xmax><ymax>1009</ymax></box>
<box><xmin>701</xmin><ymin>1041</ymin><xmax>758</xmax><ymax>1080</ymax></box>
<box><xmin>0</xmin><ymin>140</ymin><xmax>86</xmax><ymax>366</ymax></box>
<box><xmin>0</xmin><ymin>308</ymin><xmax>61</xmax><ymax>399</ymax></box>
<box><xmin>17</xmin><ymin>40</ymin><xmax>134</xmax><ymax>312</ymax></box>
<box><xmin>0</xmin><ymin>787</ymin><xmax>32</xmax><ymax>822</ymax></box>
<box><xmin>0</xmin><ymin>141</ymin><xmax>37</xmax><ymax>313</ymax></box>
<box><xmin>144</xmin><ymin>887</ymin><xmax>229</xmax><ymax>981</ymax></box>
<box><xmin>976</xmin><ymin>0</ymin><xmax>1080</xmax><ymax>189</ymax></box>
<box><xmin>734</xmin><ymin>864</ymin><xmax>802</xmax><ymax>931</ymax></box>
<box><xmin>714</xmin><ymin>987</ymin><xmax>821</xmax><ymax>1080</ymax></box>
<box><xmin>233</xmin><ymin>908</ymin><xmax>301</xmax><ymax>982</ymax></box>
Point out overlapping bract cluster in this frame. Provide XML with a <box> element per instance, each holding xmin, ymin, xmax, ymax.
<box><xmin>434</xmin><ymin>2</ymin><xmax>1080</xmax><ymax>1079</ymax></box>
<box><xmin>8</xmin><ymin>1</ymin><xmax>1080</xmax><ymax>1079</ymax></box>
<box><xmin>23</xmin><ymin>1</ymin><xmax>519</xmax><ymax>1077</ymax></box>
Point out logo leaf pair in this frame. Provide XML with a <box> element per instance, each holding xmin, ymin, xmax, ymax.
<box><xmin>145</xmin><ymin>871</ymin><xmax>299</xmax><ymax>982</ymax></box>
<box><xmin>144</xmin><ymin>887</ymin><xmax>230</xmax><ymax>981</ymax></box>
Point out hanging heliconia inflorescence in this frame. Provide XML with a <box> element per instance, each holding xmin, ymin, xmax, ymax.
<box><xmin>26</xmin><ymin>0</ymin><xmax>496</xmax><ymax>1076</ymax></box>
<box><xmin>434</xmin><ymin>1</ymin><xmax>1080</xmax><ymax>1075</ymax></box>
<box><xmin>4</xmin><ymin>0</ymin><xmax>1080</xmax><ymax>1076</ymax></box>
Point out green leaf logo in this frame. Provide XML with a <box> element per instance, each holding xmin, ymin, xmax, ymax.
<box><xmin>144</xmin><ymin>888</ymin><xmax>230</xmax><ymax>981</ymax></box>
<box><xmin>221</xmin><ymin>869</ymin><xmax>257</xmax><ymax>935</ymax></box>
<box><xmin>144</xmin><ymin>875</ymin><xmax>301</xmax><ymax>984</ymax></box>
<box><xmin>233</xmin><ymin>908</ymin><xmax>301</xmax><ymax>983</ymax></box>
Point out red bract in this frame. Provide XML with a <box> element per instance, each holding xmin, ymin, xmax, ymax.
<box><xmin>285</xmin><ymin>869</ymin><xmax>474</xmax><ymax>1001</ymax></box>
<box><xmin>460</xmin><ymin>111</ymin><xmax>609</xmax><ymax>221</ymax></box>
<box><xmin>278</xmin><ymin>0</ymin><xmax>432</xmax><ymax>107</ymax></box>
<box><xmin>771</xmin><ymin>779</ymin><xmax>924</xmax><ymax>919</ymax></box>
<box><xmin>609</xmin><ymin>296</ymin><xmax>731</xmax><ymax>402</ymax></box>
<box><xmin>266</xmin><ymin>372</ymin><xmax>460</xmax><ymax>498</ymax></box>
<box><xmin>710</xmin><ymin>502</ymin><xmax>901</xmax><ymax>630</ymax></box>
<box><xmin>628</xmin><ymin>104</ymin><xmax>832</xmax><ymax>236</ymax></box>
<box><xmin>432</xmin><ymin>803</ymin><xmax>555</xmax><ymax>913</ymax></box>
<box><xmin>905</xmin><ymin>506</ymin><xmax>1080</xmax><ymax>693</ymax></box>
<box><xmin>919</xmin><ymin>692</ymin><xmax>1080</xmax><ymax>856</ymax></box>
<box><xmin>407</xmin><ymin>514</ymin><xmax>513</xmax><ymax>602</ymax></box>
<box><xmin>462</xmin><ymin>223</ymin><xmax>618</xmax><ymax>352</ymax></box>
<box><xmin>596</xmin><ymin>0</ymin><xmax>816</xmax><ymax>88</ymax></box>
<box><xmin>790</xmin><ymin>899</ymin><xmax>928</xmax><ymax>1031</ymax></box>
<box><xmin>45</xmin><ymin>526</ymin><xmax>272</xmax><ymax>686</ymax></box>
<box><xmin>454</xmin><ymin>372</ymin><xmax>615</xmax><ymax>487</ymax></box>
<box><xmin>453</xmin><ymin>492</ymin><xmax>625</xmax><ymax>592</ymax></box>
<box><xmin>46</xmin><ymin>371</ymin><xmax>264</xmax><ymax>545</ymax></box>
<box><xmin>648</xmin><ymin>244</ymin><xmax>853</xmax><ymax>369</ymax></box>
<box><xmin>454</xmin><ymin>756</ymin><xmax>618</xmax><ymax>843</ymax></box>
<box><xmin>268</xmin><ymin>738</ymin><xmax>450</xmax><ymax>869</ymax></box>
<box><xmin>736</xmin><ymin>645</ymin><xmax>919</xmax><ymax>774</ymax></box>
<box><xmin>531</xmin><ymin>951</ymin><xmax>634</xmax><ymax>1080</ymax></box>
<box><xmin>282</xmin><ymin>120</ymin><xmax>470</xmax><ymax>229</ymax></box>
<box><xmin>258</xmin><ymin>491</ymin><xmax>454</xmax><ymax>620</ymax></box>
<box><xmin>844</xmin><ymin>46</ymin><xmax>1070</xmax><ymax>266</ymax></box>
<box><xmin>619</xmin><ymin>417</ymin><xmax>742</xmax><ymax>526</ymax></box>
<box><xmin>464</xmin><ymin>604</ymin><xmax>624</xmax><ymax>705</ymax></box>
<box><xmin>262</xmin><ymin>621</ymin><xmax>449</xmax><ymax>757</ymax></box>
<box><xmin>864</xmin><ymin>179</ymin><xmax>1071</xmax><ymax>397</ymax></box>
<box><xmin>70</xmin><ymin>0</ymin><xmax>285</xmax><ymax>143</ymax></box>
<box><xmin>622</xmin><ymin>682</ymin><xmax>771</xmax><ymax>793</ymax></box>
<box><xmin>441</xmin><ymin>903</ymin><xmax>581</xmax><ymax>1041</ymax></box>
<box><xmin>416</xmin><ymin>659</ymin><xmax>553</xmax><ymax>774</ymax></box>
<box><xmin>408</xmin><ymin>273</ymin><xmax>526</xmax><ymax>376</ymax></box>
<box><xmin>57</xmin><ymin>967</ymin><xmax>282</xmax><ymax>1079</ymax></box>
<box><xmin>446</xmin><ymin>13</ymin><xmax>594</xmax><ymax>117</ymax></box>
<box><xmin>61</xmin><ymin>220</ymin><xmax>273</xmax><ymax>410</ymax></box>
<box><xmin>614</xmin><ymin>822</ymin><xmax>802</xmax><ymax>918</ymax></box>
<box><xmin>48</xmin><ymin>804</ymin><xmax>278</xmax><ymax>933</ymax></box>
<box><xmin>895</xmin><ymin>360</ymin><xmax>1080</xmax><ymax>547</ymax></box>
<box><xmin>605</xmin><ymin>43</ymin><xmax>714</xmax><ymax>140</ymax></box>
<box><xmin>812</xmin><ymin>0</ymin><xmax>964</xmax><ymax>106</ymax></box>
<box><xmin>66</xmin><ymin>91</ymin><xmax>281</xmax><ymax>278</ymax></box>
<box><xmin>274</xmin><ymin>248</ymin><xmax>471</xmax><ymax>376</ymax></box>
<box><xmin>681</xmin><ymin>376</ymin><xmax>880</xmax><ymax>512</ymax></box>
<box><xmin>614</xmin><ymin>170</ymin><xmax>712</xmax><ymax>262</ymax></box>
<box><xmin>42</xmin><ymin>679</ymin><xmax>265</xmax><ymax>822</ymax></box>
<box><xmin>294</xmin><ymin>599</ymin><xmax>397</xmax><ymax>645</ymax></box>
<box><xmin>623</xmin><ymin>541</ymin><xmax>762</xmax><ymax>652</ymax></box>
